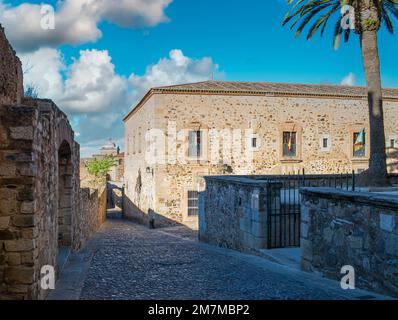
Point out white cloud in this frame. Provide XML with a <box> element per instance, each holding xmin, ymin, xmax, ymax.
<box><xmin>19</xmin><ymin>48</ymin><xmax>64</xmax><ymax>100</ymax></box>
<box><xmin>0</xmin><ymin>0</ymin><xmax>172</xmax><ymax>52</ymax></box>
<box><xmin>60</xmin><ymin>49</ymin><xmax>128</xmax><ymax>115</ymax></box>
<box><xmin>341</xmin><ymin>72</ymin><xmax>356</xmax><ymax>86</ymax></box>
<box><xmin>129</xmin><ymin>49</ymin><xmax>218</xmax><ymax>102</ymax></box>
<box><xmin>20</xmin><ymin>48</ymin><xmax>128</xmax><ymax>115</ymax></box>
<box><xmin>19</xmin><ymin>48</ymin><xmax>220</xmax><ymax>157</ymax></box>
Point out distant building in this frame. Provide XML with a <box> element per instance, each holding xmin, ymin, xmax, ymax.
<box><xmin>123</xmin><ymin>80</ymin><xmax>398</xmax><ymax>228</ymax></box>
<box><xmin>81</xmin><ymin>138</ymin><xmax>124</xmax><ymax>184</ymax></box>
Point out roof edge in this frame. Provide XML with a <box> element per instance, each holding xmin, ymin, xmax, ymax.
<box><xmin>123</xmin><ymin>83</ymin><xmax>398</xmax><ymax>122</ymax></box>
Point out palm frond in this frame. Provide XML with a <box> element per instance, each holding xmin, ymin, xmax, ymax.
<box><xmin>283</xmin><ymin>0</ymin><xmax>398</xmax><ymax>48</ymax></box>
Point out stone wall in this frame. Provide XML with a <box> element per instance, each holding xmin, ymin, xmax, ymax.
<box><xmin>199</xmin><ymin>176</ymin><xmax>281</xmax><ymax>253</ymax></box>
<box><xmin>75</xmin><ymin>186</ymin><xmax>107</xmax><ymax>251</ymax></box>
<box><xmin>123</xmin><ymin>96</ymin><xmax>156</xmax><ymax>226</ymax></box>
<box><xmin>0</xmin><ymin>26</ymin><xmax>106</xmax><ymax>300</ymax></box>
<box><xmin>124</xmin><ymin>90</ymin><xmax>398</xmax><ymax>228</ymax></box>
<box><xmin>0</xmin><ymin>25</ymin><xmax>23</xmax><ymax>106</ymax></box>
<box><xmin>300</xmin><ymin>188</ymin><xmax>398</xmax><ymax>298</ymax></box>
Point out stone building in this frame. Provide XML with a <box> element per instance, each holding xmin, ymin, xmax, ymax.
<box><xmin>0</xmin><ymin>25</ymin><xmax>106</xmax><ymax>300</ymax></box>
<box><xmin>123</xmin><ymin>81</ymin><xmax>398</xmax><ymax>228</ymax></box>
<box><xmin>81</xmin><ymin>138</ymin><xmax>124</xmax><ymax>184</ymax></box>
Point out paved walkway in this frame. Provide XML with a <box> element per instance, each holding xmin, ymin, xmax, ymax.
<box><xmin>48</xmin><ymin>219</ymin><xmax>389</xmax><ymax>300</ymax></box>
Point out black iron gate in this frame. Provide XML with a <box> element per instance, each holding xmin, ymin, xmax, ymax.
<box><xmin>265</xmin><ymin>171</ymin><xmax>355</xmax><ymax>249</ymax></box>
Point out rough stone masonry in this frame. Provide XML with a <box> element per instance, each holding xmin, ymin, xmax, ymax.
<box><xmin>0</xmin><ymin>24</ymin><xmax>106</xmax><ymax>300</ymax></box>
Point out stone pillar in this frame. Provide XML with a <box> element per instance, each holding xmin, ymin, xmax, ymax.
<box><xmin>0</xmin><ymin>105</ymin><xmax>39</xmax><ymax>299</ymax></box>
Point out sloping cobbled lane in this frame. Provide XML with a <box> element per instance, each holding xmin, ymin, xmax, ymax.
<box><xmin>53</xmin><ymin>219</ymin><xmax>387</xmax><ymax>300</ymax></box>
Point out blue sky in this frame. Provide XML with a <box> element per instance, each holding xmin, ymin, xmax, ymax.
<box><xmin>2</xmin><ymin>0</ymin><xmax>397</xmax><ymax>156</ymax></box>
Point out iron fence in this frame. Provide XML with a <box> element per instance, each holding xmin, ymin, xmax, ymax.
<box><xmin>263</xmin><ymin>171</ymin><xmax>356</xmax><ymax>249</ymax></box>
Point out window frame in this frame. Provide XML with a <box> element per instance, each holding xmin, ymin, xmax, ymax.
<box><xmin>248</xmin><ymin>133</ymin><xmax>261</xmax><ymax>152</ymax></box>
<box><xmin>188</xmin><ymin>130</ymin><xmax>203</xmax><ymax>159</ymax></box>
<box><xmin>353</xmin><ymin>131</ymin><xmax>366</xmax><ymax>158</ymax></box>
<box><xmin>348</xmin><ymin>125</ymin><xmax>369</xmax><ymax>162</ymax></box>
<box><xmin>319</xmin><ymin>134</ymin><xmax>331</xmax><ymax>153</ymax></box>
<box><xmin>279</xmin><ymin>123</ymin><xmax>302</xmax><ymax>162</ymax></box>
<box><xmin>187</xmin><ymin>190</ymin><xmax>199</xmax><ymax>217</ymax></box>
<box><xmin>282</xmin><ymin>131</ymin><xmax>297</xmax><ymax>158</ymax></box>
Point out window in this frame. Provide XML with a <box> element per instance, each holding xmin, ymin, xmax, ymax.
<box><xmin>391</xmin><ymin>139</ymin><xmax>396</xmax><ymax>149</ymax></box>
<box><xmin>248</xmin><ymin>133</ymin><xmax>261</xmax><ymax>151</ymax></box>
<box><xmin>283</xmin><ymin>132</ymin><xmax>297</xmax><ymax>157</ymax></box>
<box><xmin>132</xmin><ymin>131</ymin><xmax>136</xmax><ymax>154</ymax></box>
<box><xmin>188</xmin><ymin>130</ymin><xmax>202</xmax><ymax>158</ymax></box>
<box><xmin>138</xmin><ymin>129</ymin><xmax>142</xmax><ymax>153</ymax></box>
<box><xmin>353</xmin><ymin>131</ymin><xmax>366</xmax><ymax>157</ymax></box>
<box><xmin>127</xmin><ymin>135</ymin><xmax>130</xmax><ymax>155</ymax></box>
<box><xmin>319</xmin><ymin>134</ymin><xmax>331</xmax><ymax>152</ymax></box>
<box><xmin>252</xmin><ymin>137</ymin><xmax>257</xmax><ymax>148</ymax></box>
<box><xmin>187</xmin><ymin>191</ymin><xmax>199</xmax><ymax>216</ymax></box>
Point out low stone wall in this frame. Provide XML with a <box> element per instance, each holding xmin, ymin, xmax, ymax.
<box><xmin>199</xmin><ymin>176</ymin><xmax>281</xmax><ymax>253</ymax></box>
<box><xmin>75</xmin><ymin>186</ymin><xmax>107</xmax><ymax>251</ymax></box>
<box><xmin>300</xmin><ymin>188</ymin><xmax>398</xmax><ymax>297</ymax></box>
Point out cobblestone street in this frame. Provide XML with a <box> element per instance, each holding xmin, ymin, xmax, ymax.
<box><xmin>49</xmin><ymin>219</ymin><xmax>388</xmax><ymax>300</ymax></box>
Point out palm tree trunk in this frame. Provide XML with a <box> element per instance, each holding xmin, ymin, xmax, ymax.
<box><xmin>360</xmin><ymin>30</ymin><xmax>390</xmax><ymax>186</ymax></box>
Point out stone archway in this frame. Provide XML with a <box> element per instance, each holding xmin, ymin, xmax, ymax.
<box><xmin>58</xmin><ymin>140</ymin><xmax>73</xmax><ymax>248</ymax></box>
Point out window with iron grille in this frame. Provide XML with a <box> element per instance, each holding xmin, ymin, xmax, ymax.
<box><xmin>188</xmin><ymin>131</ymin><xmax>202</xmax><ymax>158</ymax></box>
<box><xmin>187</xmin><ymin>190</ymin><xmax>199</xmax><ymax>217</ymax></box>
<box><xmin>283</xmin><ymin>132</ymin><xmax>297</xmax><ymax>157</ymax></box>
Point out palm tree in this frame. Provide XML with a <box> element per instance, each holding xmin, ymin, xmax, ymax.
<box><xmin>283</xmin><ymin>0</ymin><xmax>398</xmax><ymax>186</ymax></box>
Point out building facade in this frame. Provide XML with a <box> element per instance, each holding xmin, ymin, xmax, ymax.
<box><xmin>123</xmin><ymin>81</ymin><xmax>398</xmax><ymax>228</ymax></box>
<box><xmin>80</xmin><ymin>138</ymin><xmax>124</xmax><ymax>185</ymax></box>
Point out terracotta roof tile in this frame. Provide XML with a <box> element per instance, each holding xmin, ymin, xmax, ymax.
<box><xmin>154</xmin><ymin>80</ymin><xmax>398</xmax><ymax>98</ymax></box>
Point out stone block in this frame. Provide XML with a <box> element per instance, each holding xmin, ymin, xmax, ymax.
<box><xmin>251</xmin><ymin>209</ymin><xmax>267</xmax><ymax>223</ymax></box>
<box><xmin>20</xmin><ymin>251</ymin><xmax>36</xmax><ymax>264</ymax></box>
<box><xmin>385</xmin><ymin>234</ymin><xmax>398</xmax><ymax>257</ymax></box>
<box><xmin>0</xmin><ymin>216</ymin><xmax>10</xmax><ymax>229</ymax></box>
<box><xmin>239</xmin><ymin>217</ymin><xmax>251</xmax><ymax>233</ymax></box>
<box><xmin>0</xmin><ymin>230</ymin><xmax>18</xmax><ymax>240</ymax></box>
<box><xmin>251</xmin><ymin>220</ymin><xmax>266</xmax><ymax>238</ymax></box>
<box><xmin>0</xmin><ymin>197</ymin><xmax>18</xmax><ymax>216</ymax></box>
<box><xmin>4</xmin><ymin>267</ymin><xmax>35</xmax><ymax>285</ymax></box>
<box><xmin>251</xmin><ymin>236</ymin><xmax>267</xmax><ymax>249</ymax></box>
<box><xmin>5</xmin><ymin>239</ymin><xmax>35</xmax><ymax>252</ymax></box>
<box><xmin>20</xmin><ymin>201</ymin><xmax>37</xmax><ymax>214</ymax></box>
<box><xmin>380</xmin><ymin>214</ymin><xmax>395</xmax><ymax>233</ymax></box>
<box><xmin>8</xmin><ymin>284</ymin><xmax>29</xmax><ymax>294</ymax></box>
<box><xmin>0</xmin><ymin>163</ymin><xmax>17</xmax><ymax>176</ymax></box>
<box><xmin>7</xmin><ymin>253</ymin><xmax>21</xmax><ymax>266</ymax></box>
<box><xmin>12</xmin><ymin>215</ymin><xmax>35</xmax><ymax>227</ymax></box>
<box><xmin>349</xmin><ymin>236</ymin><xmax>363</xmax><ymax>249</ymax></box>
<box><xmin>322</xmin><ymin>227</ymin><xmax>333</xmax><ymax>243</ymax></box>
<box><xmin>19</xmin><ymin>164</ymin><xmax>38</xmax><ymax>177</ymax></box>
<box><xmin>0</xmin><ymin>188</ymin><xmax>17</xmax><ymax>200</ymax></box>
<box><xmin>301</xmin><ymin>222</ymin><xmax>308</xmax><ymax>239</ymax></box>
<box><xmin>301</xmin><ymin>205</ymin><xmax>310</xmax><ymax>223</ymax></box>
<box><xmin>301</xmin><ymin>258</ymin><xmax>312</xmax><ymax>272</ymax></box>
<box><xmin>9</xmin><ymin>127</ymin><xmax>34</xmax><ymax>140</ymax></box>
<box><xmin>21</xmin><ymin>227</ymin><xmax>38</xmax><ymax>240</ymax></box>
<box><xmin>301</xmin><ymin>238</ymin><xmax>313</xmax><ymax>261</ymax></box>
